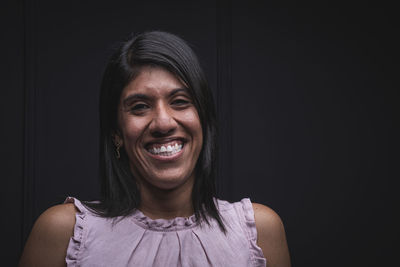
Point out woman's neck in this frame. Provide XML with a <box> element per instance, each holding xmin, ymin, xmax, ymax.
<box><xmin>137</xmin><ymin>176</ymin><xmax>195</xmax><ymax>220</ymax></box>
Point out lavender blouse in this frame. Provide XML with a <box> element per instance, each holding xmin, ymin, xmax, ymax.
<box><xmin>64</xmin><ymin>197</ymin><xmax>266</xmax><ymax>266</ymax></box>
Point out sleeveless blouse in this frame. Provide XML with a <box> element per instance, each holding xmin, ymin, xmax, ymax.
<box><xmin>64</xmin><ymin>197</ymin><xmax>266</xmax><ymax>267</ymax></box>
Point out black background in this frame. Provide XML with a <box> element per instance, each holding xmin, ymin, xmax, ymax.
<box><xmin>1</xmin><ymin>1</ymin><xmax>399</xmax><ymax>266</ymax></box>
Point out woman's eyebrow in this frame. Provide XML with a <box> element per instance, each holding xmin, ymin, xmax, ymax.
<box><xmin>169</xmin><ymin>88</ymin><xmax>189</xmax><ymax>97</ymax></box>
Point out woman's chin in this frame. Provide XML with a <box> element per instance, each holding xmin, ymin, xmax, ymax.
<box><xmin>143</xmin><ymin>172</ymin><xmax>194</xmax><ymax>191</ymax></box>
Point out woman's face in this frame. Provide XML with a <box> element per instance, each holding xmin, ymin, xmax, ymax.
<box><xmin>117</xmin><ymin>66</ymin><xmax>203</xmax><ymax>191</ymax></box>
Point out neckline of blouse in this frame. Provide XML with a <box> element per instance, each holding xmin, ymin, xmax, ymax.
<box><xmin>131</xmin><ymin>209</ymin><xmax>199</xmax><ymax>232</ymax></box>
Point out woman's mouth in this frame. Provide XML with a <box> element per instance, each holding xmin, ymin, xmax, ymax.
<box><xmin>146</xmin><ymin>140</ymin><xmax>184</xmax><ymax>157</ymax></box>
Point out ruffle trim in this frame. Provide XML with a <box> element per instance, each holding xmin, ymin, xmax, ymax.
<box><xmin>240</xmin><ymin>198</ymin><xmax>267</xmax><ymax>266</ymax></box>
<box><xmin>131</xmin><ymin>209</ymin><xmax>198</xmax><ymax>232</ymax></box>
<box><xmin>64</xmin><ymin>197</ymin><xmax>86</xmax><ymax>266</ymax></box>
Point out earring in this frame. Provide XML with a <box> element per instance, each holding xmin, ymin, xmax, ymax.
<box><xmin>112</xmin><ymin>133</ymin><xmax>122</xmax><ymax>159</ymax></box>
<box><xmin>115</xmin><ymin>143</ymin><xmax>121</xmax><ymax>159</ymax></box>
<box><xmin>114</xmin><ymin>140</ymin><xmax>122</xmax><ymax>159</ymax></box>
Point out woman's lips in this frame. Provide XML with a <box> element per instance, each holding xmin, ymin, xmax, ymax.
<box><xmin>146</xmin><ymin>139</ymin><xmax>183</xmax><ymax>150</ymax></box>
<box><xmin>145</xmin><ymin>139</ymin><xmax>185</xmax><ymax>161</ymax></box>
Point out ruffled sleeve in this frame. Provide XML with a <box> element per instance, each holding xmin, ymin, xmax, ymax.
<box><xmin>64</xmin><ymin>197</ymin><xmax>87</xmax><ymax>266</ymax></box>
<box><xmin>240</xmin><ymin>198</ymin><xmax>267</xmax><ymax>266</ymax></box>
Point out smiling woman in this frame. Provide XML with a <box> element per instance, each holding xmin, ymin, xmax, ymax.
<box><xmin>19</xmin><ymin>31</ymin><xmax>290</xmax><ymax>267</ymax></box>
<box><xmin>116</xmin><ymin>67</ymin><xmax>203</xmax><ymax>196</ymax></box>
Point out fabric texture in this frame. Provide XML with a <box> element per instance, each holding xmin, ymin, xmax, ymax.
<box><xmin>64</xmin><ymin>197</ymin><xmax>266</xmax><ymax>267</ymax></box>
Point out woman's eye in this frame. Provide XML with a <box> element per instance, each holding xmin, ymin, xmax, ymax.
<box><xmin>172</xmin><ymin>99</ymin><xmax>190</xmax><ymax>106</ymax></box>
<box><xmin>130</xmin><ymin>103</ymin><xmax>149</xmax><ymax>112</ymax></box>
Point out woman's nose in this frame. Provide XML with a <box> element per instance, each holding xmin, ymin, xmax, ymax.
<box><xmin>149</xmin><ymin>104</ymin><xmax>177</xmax><ymax>137</ymax></box>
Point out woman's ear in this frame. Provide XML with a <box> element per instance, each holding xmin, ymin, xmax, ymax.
<box><xmin>112</xmin><ymin>132</ymin><xmax>123</xmax><ymax>147</ymax></box>
<box><xmin>112</xmin><ymin>132</ymin><xmax>123</xmax><ymax>159</ymax></box>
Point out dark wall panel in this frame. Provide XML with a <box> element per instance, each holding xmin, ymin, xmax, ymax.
<box><xmin>231</xmin><ymin>6</ymin><xmax>399</xmax><ymax>267</ymax></box>
<box><xmin>1</xmin><ymin>1</ymin><xmax>24</xmax><ymax>266</ymax></box>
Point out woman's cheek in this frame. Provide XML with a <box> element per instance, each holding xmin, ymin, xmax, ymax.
<box><xmin>181</xmin><ymin>109</ymin><xmax>200</xmax><ymax>126</ymax></box>
<box><xmin>120</xmin><ymin>118</ymin><xmax>144</xmax><ymax>152</ymax></box>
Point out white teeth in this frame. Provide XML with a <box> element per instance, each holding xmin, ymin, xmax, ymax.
<box><xmin>148</xmin><ymin>142</ymin><xmax>183</xmax><ymax>156</ymax></box>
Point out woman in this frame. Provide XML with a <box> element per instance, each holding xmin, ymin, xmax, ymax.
<box><xmin>19</xmin><ymin>31</ymin><xmax>291</xmax><ymax>267</ymax></box>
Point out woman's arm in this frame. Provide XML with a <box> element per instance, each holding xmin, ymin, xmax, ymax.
<box><xmin>253</xmin><ymin>203</ymin><xmax>291</xmax><ymax>267</ymax></box>
<box><xmin>19</xmin><ymin>203</ymin><xmax>77</xmax><ymax>267</ymax></box>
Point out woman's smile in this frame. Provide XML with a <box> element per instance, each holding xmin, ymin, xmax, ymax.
<box><xmin>116</xmin><ymin>66</ymin><xmax>203</xmax><ymax>190</ymax></box>
<box><xmin>145</xmin><ymin>139</ymin><xmax>184</xmax><ymax>158</ymax></box>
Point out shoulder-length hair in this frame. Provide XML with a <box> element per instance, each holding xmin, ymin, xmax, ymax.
<box><xmin>86</xmin><ymin>31</ymin><xmax>225</xmax><ymax>232</ymax></box>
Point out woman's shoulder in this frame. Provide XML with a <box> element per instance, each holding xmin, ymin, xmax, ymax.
<box><xmin>37</xmin><ymin>203</ymin><xmax>77</xmax><ymax>233</ymax></box>
<box><xmin>19</xmin><ymin>203</ymin><xmax>77</xmax><ymax>267</ymax></box>
<box><xmin>252</xmin><ymin>202</ymin><xmax>283</xmax><ymax>231</ymax></box>
<box><xmin>251</xmin><ymin>202</ymin><xmax>291</xmax><ymax>267</ymax></box>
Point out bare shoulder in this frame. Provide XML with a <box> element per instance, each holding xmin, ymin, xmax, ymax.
<box><xmin>42</xmin><ymin>203</ymin><xmax>77</xmax><ymax>225</ymax></box>
<box><xmin>32</xmin><ymin>203</ymin><xmax>77</xmax><ymax>242</ymax></box>
<box><xmin>252</xmin><ymin>203</ymin><xmax>291</xmax><ymax>267</ymax></box>
<box><xmin>19</xmin><ymin>203</ymin><xmax>77</xmax><ymax>267</ymax></box>
<box><xmin>252</xmin><ymin>203</ymin><xmax>283</xmax><ymax>230</ymax></box>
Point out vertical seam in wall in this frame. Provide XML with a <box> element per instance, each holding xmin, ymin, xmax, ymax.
<box><xmin>22</xmin><ymin>0</ymin><xmax>36</xmax><ymax>248</ymax></box>
<box><xmin>216</xmin><ymin>0</ymin><xmax>233</xmax><ymax>200</ymax></box>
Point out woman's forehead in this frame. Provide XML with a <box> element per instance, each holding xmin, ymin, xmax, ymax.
<box><xmin>121</xmin><ymin>67</ymin><xmax>187</xmax><ymax>98</ymax></box>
